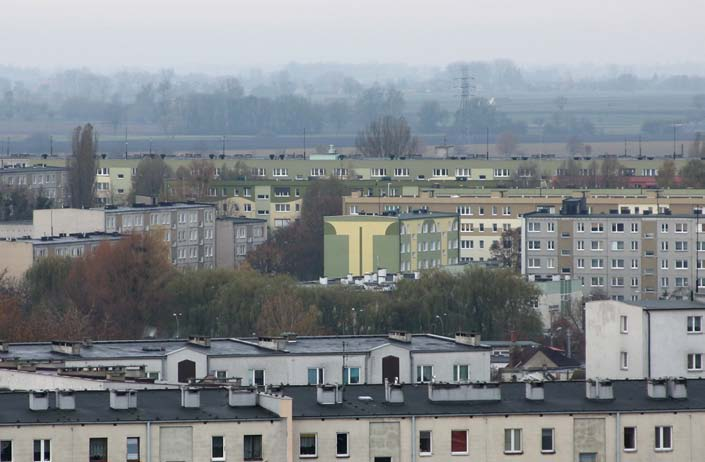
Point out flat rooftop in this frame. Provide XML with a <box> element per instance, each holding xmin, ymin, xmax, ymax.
<box><xmin>1</xmin><ymin>233</ymin><xmax>123</xmax><ymax>245</ymax></box>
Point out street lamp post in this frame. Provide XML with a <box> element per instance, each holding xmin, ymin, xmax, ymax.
<box><xmin>435</xmin><ymin>313</ymin><xmax>448</xmax><ymax>336</ymax></box>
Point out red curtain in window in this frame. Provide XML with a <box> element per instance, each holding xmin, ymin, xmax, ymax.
<box><xmin>451</xmin><ymin>431</ymin><xmax>467</xmax><ymax>453</ymax></box>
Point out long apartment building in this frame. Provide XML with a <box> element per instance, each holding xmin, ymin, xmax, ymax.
<box><xmin>0</xmin><ymin>233</ymin><xmax>123</xmax><ymax>280</ymax></box>
<box><xmin>32</xmin><ymin>202</ymin><xmax>217</xmax><ymax>269</ymax></box>
<box><xmin>586</xmin><ymin>299</ymin><xmax>705</xmax><ymax>380</ymax></box>
<box><xmin>3</xmin><ymin>378</ymin><xmax>705</xmax><ymax>461</ymax></box>
<box><xmin>344</xmin><ymin>187</ymin><xmax>705</xmax><ymax>263</ymax></box>
<box><xmin>0</xmin><ymin>165</ymin><xmax>69</xmax><ymax>206</ymax></box>
<box><xmin>0</xmin><ymin>332</ymin><xmax>490</xmax><ymax>385</ymax></box>
<box><xmin>522</xmin><ymin>197</ymin><xmax>705</xmax><ymax>300</ymax></box>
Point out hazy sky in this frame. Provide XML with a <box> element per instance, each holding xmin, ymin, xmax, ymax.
<box><xmin>1</xmin><ymin>0</ymin><xmax>704</xmax><ymax>72</ymax></box>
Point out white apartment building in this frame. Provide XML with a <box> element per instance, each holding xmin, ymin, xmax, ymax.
<box><xmin>586</xmin><ymin>299</ymin><xmax>705</xmax><ymax>380</ymax></box>
<box><xmin>2</xmin><ymin>379</ymin><xmax>705</xmax><ymax>462</ymax></box>
<box><xmin>0</xmin><ymin>332</ymin><xmax>490</xmax><ymax>386</ymax></box>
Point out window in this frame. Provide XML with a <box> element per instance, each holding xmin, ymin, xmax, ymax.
<box><xmin>591</xmin><ymin>258</ymin><xmax>604</xmax><ymax>269</ymax></box>
<box><xmin>688</xmin><ymin>316</ymin><xmax>703</xmax><ymax>333</ymax></box>
<box><xmin>631</xmin><ymin>241</ymin><xmax>639</xmax><ymax>251</ymax></box>
<box><xmin>211</xmin><ymin>436</ymin><xmax>225</xmax><ymax>461</ymax></box>
<box><xmin>307</xmin><ymin>368</ymin><xmax>324</xmax><ymax>385</ymax></box>
<box><xmin>675</xmin><ymin>241</ymin><xmax>688</xmax><ymax>251</ymax></box>
<box><xmin>612</xmin><ymin>223</ymin><xmax>625</xmax><ymax>232</ymax></box>
<box><xmin>577</xmin><ymin>258</ymin><xmax>585</xmax><ymax>268</ymax></box>
<box><xmin>591</xmin><ymin>222</ymin><xmax>604</xmax><ymax>232</ymax></box>
<box><xmin>577</xmin><ymin>222</ymin><xmax>585</xmax><ymax>232</ymax></box>
<box><xmin>1</xmin><ymin>441</ymin><xmax>11</xmax><ymax>462</ymax></box>
<box><xmin>89</xmin><ymin>438</ymin><xmax>107</xmax><ymax>462</ymax></box>
<box><xmin>126</xmin><ymin>438</ymin><xmax>139</xmax><ymax>462</ymax></box>
<box><xmin>631</xmin><ymin>259</ymin><xmax>639</xmax><ymax>269</ymax></box>
<box><xmin>623</xmin><ymin>427</ymin><xmax>637</xmax><ymax>451</ymax></box>
<box><xmin>453</xmin><ymin>364</ymin><xmax>469</xmax><ymax>382</ymax></box>
<box><xmin>528</xmin><ymin>258</ymin><xmax>540</xmax><ymax>268</ymax></box>
<box><xmin>300</xmin><ymin>434</ymin><xmax>317</xmax><ymax>458</ymax></box>
<box><xmin>310</xmin><ymin>168</ymin><xmax>326</xmax><ymax>177</ymax></box>
<box><xmin>688</xmin><ymin>353</ymin><xmax>703</xmax><ymax>371</ymax></box>
<box><xmin>244</xmin><ymin>435</ymin><xmax>262</xmax><ymax>461</ymax></box>
<box><xmin>631</xmin><ymin>223</ymin><xmax>639</xmax><ymax>233</ymax></box>
<box><xmin>419</xmin><ymin>430</ymin><xmax>432</xmax><ymax>455</ymax></box>
<box><xmin>675</xmin><ymin>259</ymin><xmax>689</xmax><ymax>269</ymax></box>
<box><xmin>455</xmin><ymin>168</ymin><xmax>471</xmax><ymax>177</ymax></box>
<box><xmin>272</xmin><ymin>168</ymin><xmax>288</xmax><ymax>177</ymax></box>
<box><xmin>577</xmin><ymin>240</ymin><xmax>584</xmax><ymax>250</ymax></box>
<box><xmin>611</xmin><ymin>241</ymin><xmax>624</xmax><ymax>251</ymax></box>
<box><xmin>370</xmin><ymin>168</ymin><xmax>387</xmax><ymax>177</ymax></box>
<box><xmin>416</xmin><ymin>365</ymin><xmax>433</xmax><ymax>383</ymax></box>
<box><xmin>541</xmin><ymin>428</ymin><xmax>555</xmax><ymax>454</ymax></box>
<box><xmin>661</xmin><ymin>223</ymin><xmax>669</xmax><ymax>233</ymax></box>
<box><xmin>504</xmin><ymin>428</ymin><xmax>522</xmax><ymax>454</ymax></box>
<box><xmin>675</xmin><ymin>277</ymin><xmax>689</xmax><ymax>287</ymax></box>
<box><xmin>336</xmin><ymin>433</ymin><xmax>349</xmax><ymax>457</ymax></box>
<box><xmin>494</xmin><ymin>168</ymin><xmax>510</xmax><ymax>177</ymax></box>
<box><xmin>33</xmin><ymin>440</ymin><xmax>50</xmax><ymax>462</ymax></box>
<box><xmin>620</xmin><ymin>315</ymin><xmax>628</xmax><ymax>333</ymax></box>
<box><xmin>591</xmin><ymin>241</ymin><xmax>603</xmax><ymax>251</ymax></box>
<box><xmin>450</xmin><ymin>430</ymin><xmax>468</xmax><ymax>454</ymax></box>
<box><xmin>432</xmin><ymin>168</ymin><xmax>449</xmax><ymax>177</ymax></box>
<box><xmin>251</xmin><ymin>369</ymin><xmax>266</xmax><ymax>386</ymax></box>
<box><xmin>394</xmin><ymin>168</ymin><xmax>409</xmax><ymax>177</ymax></box>
<box><xmin>621</xmin><ymin>351</ymin><xmax>629</xmax><ymax>370</ymax></box>
<box><xmin>655</xmin><ymin>426</ymin><xmax>672</xmax><ymax>451</ymax></box>
<box><xmin>611</xmin><ymin>258</ymin><xmax>624</xmax><ymax>269</ymax></box>
<box><xmin>528</xmin><ymin>240</ymin><xmax>541</xmax><ymax>250</ymax></box>
<box><xmin>528</xmin><ymin>222</ymin><xmax>541</xmax><ymax>232</ymax></box>
<box><xmin>676</xmin><ymin>223</ymin><xmax>688</xmax><ymax>233</ymax></box>
<box><xmin>547</xmin><ymin>240</ymin><xmax>555</xmax><ymax>250</ymax></box>
<box><xmin>343</xmin><ymin>367</ymin><xmax>360</xmax><ymax>384</ymax></box>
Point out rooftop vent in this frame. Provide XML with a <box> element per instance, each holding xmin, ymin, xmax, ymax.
<box><xmin>667</xmin><ymin>378</ymin><xmax>687</xmax><ymax>399</ymax></box>
<box><xmin>427</xmin><ymin>382</ymin><xmax>501</xmax><ymax>402</ymax></box>
<box><xmin>0</xmin><ymin>340</ymin><xmax>7</xmax><ymax>353</ymax></box>
<box><xmin>257</xmin><ymin>336</ymin><xmax>288</xmax><ymax>351</ymax></box>
<box><xmin>181</xmin><ymin>387</ymin><xmax>200</xmax><ymax>408</ymax></box>
<box><xmin>109</xmin><ymin>389</ymin><xmax>137</xmax><ymax>410</ymax></box>
<box><xmin>647</xmin><ymin>378</ymin><xmax>668</xmax><ymax>399</ymax></box>
<box><xmin>56</xmin><ymin>390</ymin><xmax>75</xmax><ymax>410</ymax></box>
<box><xmin>525</xmin><ymin>381</ymin><xmax>545</xmax><ymax>401</ymax></box>
<box><xmin>187</xmin><ymin>335</ymin><xmax>211</xmax><ymax>348</ymax></box>
<box><xmin>228</xmin><ymin>387</ymin><xmax>258</xmax><ymax>407</ymax></box>
<box><xmin>29</xmin><ymin>391</ymin><xmax>49</xmax><ymax>411</ymax></box>
<box><xmin>316</xmin><ymin>384</ymin><xmax>343</xmax><ymax>405</ymax></box>
<box><xmin>454</xmin><ymin>331</ymin><xmax>481</xmax><ymax>346</ymax></box>
<box><xmin>586</xmin><ymin>379</ymin><xmax>613</xmax><ymax>400</ymax></box>
<box><xmin>388</xmin><ymin>331</ymin><xmax>412</xmax><ymax>343</ymax></box>
<box><xmin>384</xmin><ymin>379</ymin><xmax>404</xmax><ymax>403</ymax></box>
<box><xmin>51</xmin><ymin>341</ymin><xmax>81</xmax><ymax>356</ymax></box>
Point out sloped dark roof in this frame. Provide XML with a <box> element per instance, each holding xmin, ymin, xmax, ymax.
<box><xmin>507</xmin><ymin>346</ymin><xmax>581</xmax><ymax>369</ymax></box>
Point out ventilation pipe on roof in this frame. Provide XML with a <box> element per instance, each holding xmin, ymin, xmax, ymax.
<box><xmin>316</xmin><ymin>384</ymin><xmax>341</xmax><ymax>405</ymax></box>
<box><xmin>647</xmin><ymin>378</ymin><xmax>668</xmax><ymax>399</ymax></box>
<box><xmin>110</xmin><ymin>389</ymin><xmax>137</xmax><ymax>410</ymax></box>
<box><xmin>181</xmin><ymin>387</ymin><xmax>201</xmax><ymax>408</ymax></box>
<box><xmin>525</xmin><ymin>381</ymin><xmax>544</xmax><ymax>401</ymax></box>
<box><xmin>228</xmin><ymin>387</ymin><xmax>258</xmax><ymax>407</ymax></box>
<box><xmin>56</xmin><ymin>390</ymin><xmax>75</xmax><ymax>410</ymax></box>
<box><xmin>667</xmin><ymin>378</ymin><xmax>687</xmax><ymax>399</ymax></box>
<box><xmin>454</xmin><ymin>332</ymin><xmax>480</xmax><ymax>346</ymax></box>
<box><xmin>29</xmin><ymin>391</ymin><xmax>49</xmax><ymax>411</ymax></box>
<box><xmin>384</xmin><ymin>379</ymin><xmax>404</xmax><ymax>403</ymax></box>
<box><xmin>388</xmin><ymin>331</ymin><xmax>412</xmax><ymax>343</ymax></box>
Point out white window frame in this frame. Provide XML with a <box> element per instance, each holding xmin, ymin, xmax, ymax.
<box><xmin>623</xmin><ymin>427</ymin><xmax>637</xmax><ymax>452</ymax></box>
<box><xmin>335</xmin><ymin>432</ymin><xmax>349</xmax><ymax>458</ymax></box>
<box><xmin>687</xmin><ymin>316</ymin><xmax>703</xmax><ymax>334</ymax></box>
<box><xmin>654</xmin><ymin>426</ymin><xmax>672</xmax><ymax>452</ymax></box>
<box><xmin>419</xmin><ymin>430</ymin><xmax>432</xmax><ymax>456</ymax></box>
<box><xmin>504</xmin><ymin>428</ymin><xmax>522</xmax><ymax>454</ymax></box>
<box><xmin>299</xmin><ymin>433</ymin><xmax>318</xmax><ymax>458</ymax></box>
<box><xmin>541</xmin><ymin>428</ymin><xmax>555</xmax><ymax>454</ymax></box>
<box><xmin>450</xmin><ymin>430</ymin><xmax>468</xmax><ymax>455</ymax></box>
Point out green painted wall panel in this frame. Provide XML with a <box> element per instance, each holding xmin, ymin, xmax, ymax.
<box><xmin>324</xmin><ymin>235</ymin><xmax>350</xmax><ymax>278</ymax></box>
<box><xmin>373</xmin><ymin>235</ymin><xmax>400</xmax><ymax>273</ymax></box>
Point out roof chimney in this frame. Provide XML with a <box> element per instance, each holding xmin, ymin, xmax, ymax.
<box><xmin>384</xmin><ymin>379</ymin><xmax>404</xmax><ymax>403</ymax></box>
<box><xmin>427</xmin><ymin>382</ymin><xmax>500</xmax><ymax>402</ymax></box>
<box><xmin>388</xmin><ymin>331</ymin><xmax>412</xmax><ymax>343</ymax></box>
<box><xmin>316</xmin><ymin>384</ymin><xmax>341</xmax><ymax>405</ymax></box>
<box><xmin>667</xmin><ymin>378</ymin><xmax>687</xmax><ymax>399</ymax></box>
<box><xmin>109</xmin><ymin>389</ymin><xmax>137</xmax><ymax>410</ymax></box>
<box><xmin>257</xmin><ymin>336</ymin><xmax>287</xmax><ymax>351</ymax></box>
<box><xmin>181</xmin><ymin>387</ymin><xmax>201</xmax><ymax>408</ymax></box>
<box><xmin>586</xmin><ymin>379</ymin><xmax>613</xmax><ymax>400</ymax></box>
<box><xmin>647</xmin><ymin>378</ymin><xmax>668</xmax><ymax>399</ymax></box>
<box><xmin>29</xmin><ymin>391</ymin><xmax>49</xmax><ymax>411</ymax></box>
<box><xmin>187</xmin><ymin>335</ymin><xmax>211</xmax><ymax>348</ymax></box>
<box><xmin>228</xmin><ymin>387</ymin><xmax>258</xmax><ymax>407</ymax></box>
<box><xmin>525</xmin><ymin>381</ymin><xmax>544</xmax><ymax>401</ymax></box>
<box><xmin>51</xmin><ymin>340</ymin><xmax>81</xmax><ymax>355</ymax></box>
<box><xmin>454</xmin><ymin>332</ymin><xmax>481</xmax><ymax>346</ymax></box>
<box><xmin>0</xmin><ymin>340</ymin><xmax>7</xmax><ymax>353</ymax></box>
<box><xmin>56</xmin><ymin>390</ymin><xmax>75</xmax><ymax>410</ymax></box>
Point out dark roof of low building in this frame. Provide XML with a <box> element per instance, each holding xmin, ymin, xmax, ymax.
<box><xmin>280</xmin><ymin>380</ymin><xmax>705</xmax><ymax>418</ymax></box>
<box><xmin>625</xmin><ymin>300</ymin><xmax>705</xmax><ymax>311</ymax></box>
<box><xmin>216</xmin><ymin>217</ymin><xmax>267</xmax><ymax>224</ymax></box>
<box><xmin>0</xmin><ymin>388</ymin><xmax>278</xmax><ymax>425</ymax></box>
<box><xmin>507</xmin><ymin>346</ymin><xmax>582</xmax><ymax>369</ymax></box>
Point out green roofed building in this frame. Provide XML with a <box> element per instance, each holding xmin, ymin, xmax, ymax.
<box><xmin>323</xmin><ymin>211</ymin><xmax>460</xmax><ymax>278</ymax></box>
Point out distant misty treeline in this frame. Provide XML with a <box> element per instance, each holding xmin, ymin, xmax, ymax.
<box><xmin>2</xmin><ymin>61</ymin><xmax>705</xmax><ymax>138</ymax></box>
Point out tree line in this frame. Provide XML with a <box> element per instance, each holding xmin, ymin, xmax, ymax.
<box><xmin>0</xmin><ymin>234</ymin><xmax>543</xmax><ymax>342</ymax></box>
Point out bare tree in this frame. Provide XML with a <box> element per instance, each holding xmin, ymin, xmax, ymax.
<box><xmin>68</xmin><ymin>124</ymin><xmax>97</xmax><ymax>209</ymax></box>
<box><xmin>496</xmin><ymin>131</ymin><xmax>519</xmax><ymax>156</ymax></box>
<box><xmin>490</xmin><ymin>227</ymin><xmax>521</xmax><ymax>272</ymax></box>
<box><xmin>355</xmin><ymin>116</ymin><xmax>419</xmax><ymax>158</ymax></box>
<box><xmin>131</xmin><ymin>157</ymin><xmax>172</xmax><ymax>201</ymax></box>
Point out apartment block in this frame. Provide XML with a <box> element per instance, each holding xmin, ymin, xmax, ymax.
<box><xmin>0</xmin><ymin>332</ymin><xmax>490</xmax><ymax>385</ymax></box>
<box><xmin>586</xmin><ymin>299</ymin><xmax>705</xmax><ymax>380</ymax></box>
<box><xmin>0</xmin><ymin>165</ymin><xmax>69</xmax><ymax>206</ymax></box>
<box><xmin>215</xmin><ymin>217</ymin><xmax>267</xmax><ymax>268</ymax></box>
<box><xmin>3</xmin><ymin>379</ymin><xmax>705</xmax><ymax>461</ymax></box>
<box><xmin>0</xmin><ymin>233</ymin><xmax>123</xmax><ymax>280</ymax></box>
<box><xmin>522</xmin><ymin>198</ymin><xmax>705</xmax><ymax>300</ymax></box>
<box><xmin>33</xmin><ymin>202</ymin><xmax>217</xmax><ymax>269</ymax></box>
<box><xmin>344</xmin><ymin>188</ymin><xmax>705</xmax><ymax>263</ymax></box>
<box><xmin>324</xmin><ymin>211</ymin><xmax>460</xmax><ymax>278</ymax></box>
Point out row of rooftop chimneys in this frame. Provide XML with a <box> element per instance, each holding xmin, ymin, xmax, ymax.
<box><xmin>24</xmin><ymin>377</ymin><xmax>691</xmax><ymax>412</ymax></box>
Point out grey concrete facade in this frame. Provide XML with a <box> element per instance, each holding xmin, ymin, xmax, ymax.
<box><xmin>215</xmin><ymin>217</ymin><xmax>267</xmax><ymax>268</ymax></box>
<box><xmin>0</xmin><ymin>165</ymin><xmax>70</xmax><ymax>207</ymax></box>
